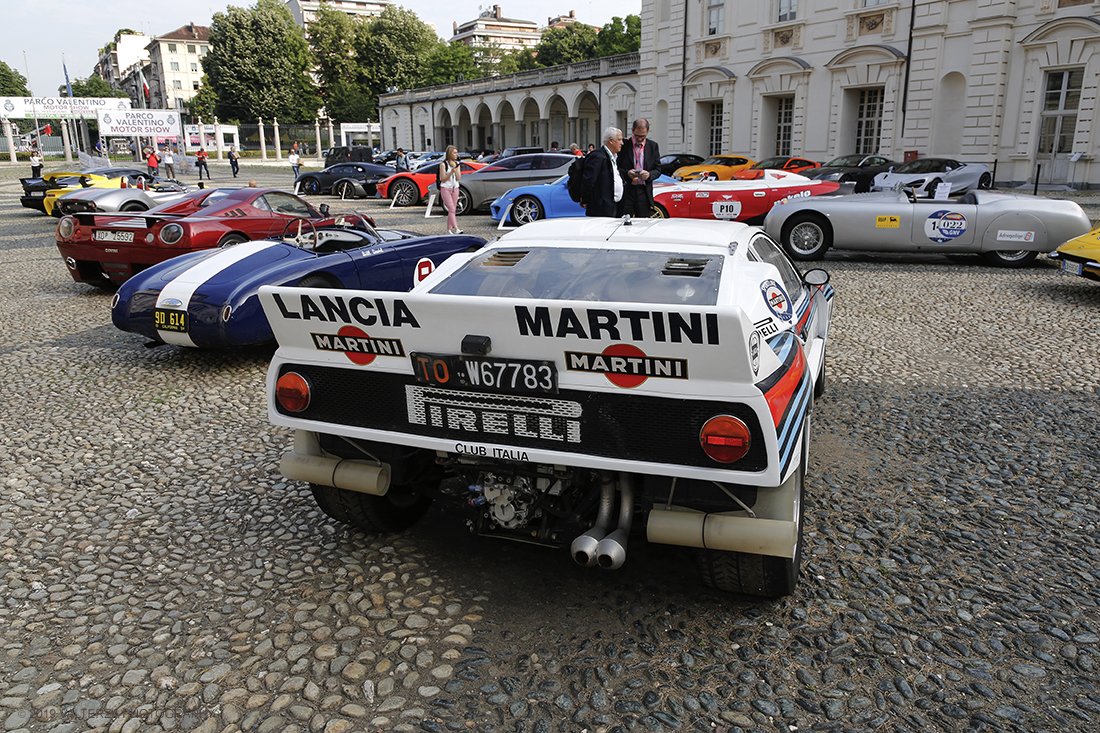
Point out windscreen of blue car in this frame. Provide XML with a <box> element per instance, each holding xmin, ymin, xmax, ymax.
<box><xmin>430</xmin><ymin>247</ymin><xmax>723</xmax><ymax>305</ymax></box>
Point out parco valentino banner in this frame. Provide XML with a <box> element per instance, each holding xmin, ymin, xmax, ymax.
<box><xmin>97</xmin><ymin>109</ymin><xmax>181</xmax><ymax>137</ymax></box>
<box><xmin>1</xmin><ymin>96</ymin><xmax>132</xmax><ymax>120</ymax></box>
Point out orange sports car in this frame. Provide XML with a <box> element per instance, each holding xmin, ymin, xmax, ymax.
<box><xmin>732</xmin><ymin>156</ymin><xmax>820</xmax><ymax>180</ymax></box>
<box><xmin>672</xmin><ymin>155</ymin><xmax>755</xmax><ymax>181</ymax></box>
<box><xmin>378</xmin><ymin>160</ymin><xmax>487</xmax><ymax>206</ymax></box>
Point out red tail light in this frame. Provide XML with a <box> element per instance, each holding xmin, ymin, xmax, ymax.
<box><xmin>276</xmin><ymin>372</ymin><xmax>311</xmax><ymax>412</ymax></box>
<box><xmin>699</xmin><ymin>415</ymin><xmax>751</xmax><ymax>463</ymax></box>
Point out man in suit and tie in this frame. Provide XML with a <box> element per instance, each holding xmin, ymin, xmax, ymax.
<box><xmin>617</xmin><ymin>118</ymin><xmax>662</xmax><ymax>218</ymax></box>
<box><xmin>581</xmin><ymin>126</ymin><xmax>624</xmax><ymax>217</ymax></box>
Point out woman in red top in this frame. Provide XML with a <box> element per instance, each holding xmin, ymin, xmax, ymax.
<box><xmin>146</xmin><ymin>148</ymin><xmax>160</xmax><ymax>175</ymax></box>
<box><xmin>195</xmin><ymin>148</ymin><xmax>210</xmax><ymax>180</ymax></box>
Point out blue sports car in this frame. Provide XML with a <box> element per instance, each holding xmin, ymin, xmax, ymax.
<box><xmin>111</xmin><ymin>216</ymin><xmax>485</xmax><ymax>348</ymax></box>
<box><xmin>489</xmin><ymin>173</ymin><xmax>677</xmax><ymax>224</ymax></box>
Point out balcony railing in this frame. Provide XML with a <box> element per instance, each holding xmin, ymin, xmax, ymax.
<box><xmin>380</xmin><ymin>52</ymin><xmax>640</xmax><ymax>106</ymax></box>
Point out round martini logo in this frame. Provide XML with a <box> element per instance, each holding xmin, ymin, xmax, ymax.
<box><xmin>760</xmin><ymin>279</ymin><xmax>792</xmax><ymax>322</ymax></box>
<box><xmin>602</xmin><ymin>344</ymin><xmax>649</xmax><ymax>388</ymax></box>
<box><xmin>338</xmin><ymin>325</ymin><xmax>377</xmax><ymax>365</ymax></box>
<box><xmin>924</xmin><ymin>210</ymin><xmax>967</xmax><ymax>243</ymax></box>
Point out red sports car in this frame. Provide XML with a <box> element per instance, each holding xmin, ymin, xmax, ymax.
<box><xmin>56</xmin><ymin>187</ymin><xmax>343</xmax><ymax>286</ymax></box>
<box><xmin>378</xmin><ymin>160</ymin><xmax>487</xmax><ymax>206</ymax></box>
<box><xmin>652</xmin><ymin>171</ymin><xmax>843</xmax><ymax>224</ymax></box>
<box><xmin>732</xmin><ymin>156</ymin><xmax>820</xmax><ymax>180</ymax></box>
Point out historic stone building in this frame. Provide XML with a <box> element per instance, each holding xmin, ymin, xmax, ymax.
<box><xmin>381</xmin><ymin>2</ymin><xmax>1100</xmax><ymax>187</ymax></box>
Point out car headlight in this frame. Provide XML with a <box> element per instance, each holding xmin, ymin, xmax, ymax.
<box><xmin>822</xmin><ymin>172</ymin><xmax>842</xmax><ymax>181</ymax></box>
<box><xmin>57</xmin><ymin>216</ymin><xmax>75</xmax><ymax>240</ymax></box>
<box><xmin>159</xmin><ymin>223</ymin><xmax>185</xmax><ymax>245</ymax></box>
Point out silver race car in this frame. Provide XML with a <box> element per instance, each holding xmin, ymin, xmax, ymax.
<box><xmin>54</xmin><ymin>179</ymin><xmax>196</xmax><ymax>215</ymax></box>
<box><xmin>763</xmin><ymin>188</ymin><xmax>1091</xmax><ymax>267</ymax></box>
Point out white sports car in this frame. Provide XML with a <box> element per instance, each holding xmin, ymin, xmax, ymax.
<box><xmin>872</xmin><ymin>157</ymin><xmax>992</xmax><ymax>196</ymax></box>
<box><xmin>259</xmin><ymin>218</ymin><xmax>834</xmax><ymax>597</ymax></box>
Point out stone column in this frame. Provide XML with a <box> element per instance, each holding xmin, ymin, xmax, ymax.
<box><xmin>273</xmin><ymin>118</ymin><xmax>282</xmax><ymax>160</ymax></box>
<box><xmin>258</xmin><ymin>118</ymin><xmax>267</xmax><ymax>161</ymax></box>
<box><xmin>451</xmin><ymin>125</ymin><xmax>459</xmax><ymax>149</ymax></box>
<box><xmin>61</xmin><ymin>121</ymin><xmax>73</xmax><ymax>164</ymax></box>
<box><xmin>569</xmin><ymin>118</ymin><xmax>578</xmax><ymax>148</ymax></box>
<box><xmin>540</xmin><ymin>120</ymin><xmax>550</xmax><ymax>149</ymax></box>
<box><xmin>491</xmin><ymin>122</ymin><xmax>501</xmax><ymax>149</ymax></box>
<box><xmin>4</xmin><ymin>118</ymin><xmax>16</xmax><ymax>164</ymax></box>
<box><xmin>214</xmin><ymin>117</ymin><xmax>224</xmax><ymax>160</ymax></box>
<box><xmin>314</xmin><ymin>119</ymin><xmax>322</xmax><ymax>160</ymax></box>
<box><xmin>516</xmin><ymin>120</ymin><xmax>524</xmax><ymax>146</ymax></box>
<box><xmin>327</xmin><ymin>119</ymin><xmax>334</xmax><ymax>151</ymax></box>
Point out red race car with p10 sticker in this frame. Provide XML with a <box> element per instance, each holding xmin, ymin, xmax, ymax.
<box><xmin>651</xmin><ymin>170</ymin><xmax>844</xmax><ymax>224</ymax></box>
<box><xmin>259</xmin><ymin>217</ymin><xmax>834</xmax><ymax>597</ymax></box>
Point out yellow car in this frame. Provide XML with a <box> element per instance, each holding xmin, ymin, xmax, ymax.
<box><xmin>20</xmin><ymin>167</ymin><xmax>166</xmax><ymax>216</ymax></box>
<box><xmin>1050</xmin><ymin>222</ymin><xmax>1100</xmax><ymax>282</ymax></box>
<box><xmin>672</xmin><ymin>154</ymin><xmax>756</xmax><ymax>181</ymax></box>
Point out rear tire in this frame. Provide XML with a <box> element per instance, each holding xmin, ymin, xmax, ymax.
<box><xmin>336</xmin><ymin>181</ymin><xmax>357</xmax><ymax>200</ymax></box>
<box><xmin>297</xmin><ymin>274</ymin><xmax>342</xmax><ymax>288</ymax></box>
<box><xmin>217</xmin><ymin>233</ymin><xmax>247</xmax><ymax>248</ymax></box>
<box><xmin>651</xmin><ymin>203</ymin><xmax>669</xmax><ymax>218</ymax></box>
<box><xmin>455</xmin><ymin>187</ymin><xmax>471</xmax><ymax>216</ymax></box>
<box><xmin>310</xmin><ymin>484</ymin><xmax>433</xmax><ymax>533</ymax></box>
<box><xmin>926</xmin><ymin>178</ymin><xmax>943</xmax><ymax>197</ymax></box>
<box><xmin>782</xmin><ymin>214</ymin><xmax>831</xmax><ymax>260</ymax></box>
<box><xmin>978</xmin><ymin>172</ymin><xmax>992</xmax><ymax>190</ymax></box>
<box><xmin>120</xmin><ymin>202</ymin><xmax>148</xmax><ymax>212</ymax></box>
<box><xmin>982</xmin><ymin>250</ymin><xmax>1037</xmax><ymax>268</ymax></box>
<box><xmin>302</xmin><ymin>178</ymin><xmax>321</xmax><ymax>195</ymax></box>
<box><xmin>697</xmin><ymin>421</ymin><xmax>807</xmax><ymax>598</ymax></box>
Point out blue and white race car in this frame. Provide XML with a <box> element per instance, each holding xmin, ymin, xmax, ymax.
<box><xmin>111</xmin><ymin>216</ymin><xmax>485</xmax><ymax>348</ymax></box>
<box><xmin>489</xmin><ymin>173</ymin><xmax>677</xmax><ymax>225</ymax></box>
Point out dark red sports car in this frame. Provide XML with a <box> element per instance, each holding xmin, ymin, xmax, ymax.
<box><xmin>56</xmin><ymin>188</ymin><xmax>341</xmax><ymax>286</ymax></box>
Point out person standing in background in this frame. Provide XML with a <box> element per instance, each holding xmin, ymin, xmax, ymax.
<box><xmin>229</xmin><ymin>147</ymin><xmax>240</xmax><ymax>177</ymax></box>
<box><xmin>161</xmin><ymin>145</ymin><xmax>176</xmax><ymax>179</ymax></box>
<box><xmin>438</xmin><ymin>145</ymin><xmax>463</xmax><ymax>235</ymax></box>
<box><xmin>289</xmin><ymin>149</ymin><xmax>301</xmax><ymax>177</ymax></box>
<box><xmin>29</xmin><ymin>148</ymin><xmax>42</xmax><ymax>178</ymax></box>
<box><xmin>395</xmin><ymin>148</ymin><xmax>409</xmax><ymax>173</ymax></box>
<box><xmin>195</xmin><ymin>148</ymin><xmax>210</xmax><ymax>180</ymax></box>
<box><xmin>580</xmin><ymin>127</ymin><xmax>624</xmax><ymax>218</ymax></box>
<box><xmin>146</xmin><ymin>146</ymin><xmax>160</xmax><ymax>176</ymax></box>
<box><xmin>616</xmin><ymin>118</ymin><xmax>661</xmax><ymax>218</ymax></box>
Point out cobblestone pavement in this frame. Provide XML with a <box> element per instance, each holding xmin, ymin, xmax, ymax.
<box><xmin>1</xmin><ymin>163</ymin><xmax>1099</xmax><ymax>733</ymax></box>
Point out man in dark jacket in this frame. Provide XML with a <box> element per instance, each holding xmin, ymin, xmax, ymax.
<box><xmin>581</xmin><ymin>126</ymin><xmax>624</xmax><ymax>217</ymax></box>
<box><xmin>617</xmin><ymin>118</ymin><xmax>662</xmax><ymax>217</ymax></box>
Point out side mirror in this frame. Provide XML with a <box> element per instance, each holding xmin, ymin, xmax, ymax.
<box><xmin>888</xmin><ymin>166</ymin><xmax>895</xmax><ymax>173</ymax></box>
<box><xmin>319</xmin><ymin>203</ymin><xmax>331</xmax><ymax>217</ymax></box>
<box><xmin>803</xmin><ymin>269</ymin><xmax>830</xmax><ymax>287</ymax></box>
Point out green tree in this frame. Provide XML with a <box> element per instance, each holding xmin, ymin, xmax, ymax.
<box><xmin>203</xmin><ymin>0</ymin><xmax>321</xmax><ymax>123</ymax></box>
<box><xmin>421</xmin><ymin>42</ymin><xmax>480</xmax><ymax>87</ymax></box>
<box><xmin>357</xmin><ymin>6</ymin><xmax>439</xmax><ymax>119</ymax></box>
<box><xmin>68</xmin><ymin>75</ymin><xmax>128</xmax><ymax>98</ymax></box>
<box><xmin>190</xmin><ymin>77</ymin><xmax>218</xmax><ymax>120</ymax></box>
<box><xmin>595</xmin><ymin>15</ymin><xmax>640</xmax><ymax>57</ymax></box>
<box><xmin>0</xmin><ymin>59</ymin><xmax>29</xmax><ymax>96</ymax></box>
<box><xmin>306</xmin><ymin>5</ymin><xmax>372</xmax><ymax>122</ymax></box>
<box><xmin>532</xmin><ymin>24</ymin><xmax>598</xmax><ymax>67</ymax></box>
<box><xmin>497</xmin><ymin>48</ymin><xmax>539</xmax><ymax>74</ymax></box>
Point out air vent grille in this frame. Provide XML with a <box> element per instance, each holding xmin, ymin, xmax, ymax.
<box><xmin>483</xmin><ymin>250</ymin><xmax>529</xmax><ymax>267</ymax></box>
<box><xmin>661</xmin><ymin>257</ymin><xmax>710</xmax><ymax>277</ymax></box>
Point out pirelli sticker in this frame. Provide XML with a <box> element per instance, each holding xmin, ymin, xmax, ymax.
<box><xmin>876</xmin><ymin>215</ymin><xmax>900</xmax><ymax>228</ymax></box>
<box><xmin>566</xmin><ymin>344</ymin><xmax>688</xmax><ymax>388</ymax></box>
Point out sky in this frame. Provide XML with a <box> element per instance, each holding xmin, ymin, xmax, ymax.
<box><xmin>2</xmin><ymin>0</ymin><xmax>642</xmax><ymax>99</ymax></box>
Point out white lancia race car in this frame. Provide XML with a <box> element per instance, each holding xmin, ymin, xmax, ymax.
<box><xmin>259</xmin><ymin>217</ymin><xmax>834</xmax><ymax>597</ymax></box>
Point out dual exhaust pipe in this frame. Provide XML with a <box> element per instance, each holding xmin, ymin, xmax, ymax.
<box><xmin>571</xmin><ymin>472</ymin><xmax>634</xmax><ymax>570</ymax></box>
